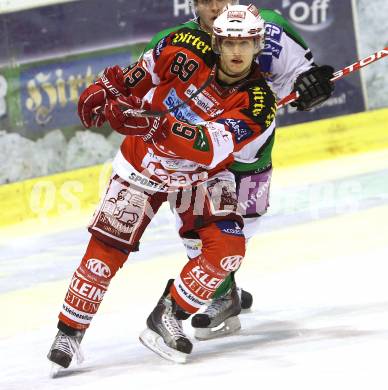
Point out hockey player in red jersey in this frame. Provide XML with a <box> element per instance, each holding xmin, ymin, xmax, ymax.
<box><xmin>47</xmin><ymin>4</ymin><xmax>277</xmax><ymax>368</ymax></box>
<box><xmin>143</xmin><ymin>0</ymin><xmax>335</xmax><ymax>341</ymax></box>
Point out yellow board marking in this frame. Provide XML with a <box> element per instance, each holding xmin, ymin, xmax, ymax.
<box><xmin>1</xmin><ymin>108</ymin><xmax>388</xmax><ymax>228</ymax></box>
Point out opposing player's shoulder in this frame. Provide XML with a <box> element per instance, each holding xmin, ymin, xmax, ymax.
<box><xmin>145</xmin><ymin>20</ymin><xmax>199</xmax><ymax>52</ymax></box>
<box><xmin>241</xmin><ymin>75</ymin><xmax>277</xmax><ymax>128</ymax></box>
<box><xmin>260</xmin><ymin>8</ymin><xmax>289</xmax><ymax>27</ymax></box>
<box><xmin>260</xmin><ymin>8</ymin><xmax>308</xmax><ymax>49</ymax></box>
<box><xmin>169</xmin><ymin>28</ymin><xmax>217</xmax><ymax>67</ymax></box>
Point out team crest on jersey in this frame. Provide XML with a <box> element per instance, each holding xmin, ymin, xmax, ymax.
<box><xmin>217</xmin><ymin>118</ymin><xmax>253</xmax><ymax>144</ymax></box>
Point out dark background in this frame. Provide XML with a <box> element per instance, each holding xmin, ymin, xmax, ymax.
<box><xmin>0</xmin><ymin>0</ymin><xmax>364</xmax><ymax>135</ymax></box>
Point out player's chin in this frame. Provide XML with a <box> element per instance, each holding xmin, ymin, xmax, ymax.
<box><xmin>228</xmin><ymin>61</ymin><xmax>245</xmax><ymax>73</ymax></box>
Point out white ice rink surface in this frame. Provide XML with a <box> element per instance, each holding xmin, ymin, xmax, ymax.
<box><xmin>1</xmin><ymin>150</ymin><xmax>388</xmax><ymax>390</ymax></box>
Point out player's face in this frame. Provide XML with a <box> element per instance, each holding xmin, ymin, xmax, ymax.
<box><xmin>196</xmin><ymin>0</ymin><xmax>232</xmax><ymax>32</ymax></box>
<box><xmin>219</xmin><ymin>38</ymin><xmax>256</xmax><ymax>76</ymax></box>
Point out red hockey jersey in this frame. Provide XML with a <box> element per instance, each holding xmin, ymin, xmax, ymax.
<box><xmin>112</xmin><ymin>28</ymin><xmax>277</xmax><ymax>190</ymax></box>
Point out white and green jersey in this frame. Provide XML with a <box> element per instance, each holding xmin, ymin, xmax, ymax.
<box><xmin>143</xmin><ymin>9</ymin><xmax>314</xmax><ymax>173</ymax></box>
<box><xmin>258</xmin><ymin>9</ymin><xmax>314</xmax><ymax>99</ymax></box>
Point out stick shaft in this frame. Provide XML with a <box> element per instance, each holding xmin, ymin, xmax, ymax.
<box><xmin>277</xmin><ymin>47</ymin><xmax>388</xmax><ymax>108</ymax></box>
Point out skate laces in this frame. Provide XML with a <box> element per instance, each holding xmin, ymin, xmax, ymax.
<box><xmin>162</xmin><ymin>301</ymin><xmax>186</xmax><ymax>340</ymax></box>
<box><xmin>203</xmin><ymin>290</ymin><xmax>234</xmax><ymax>319</ymax></box>
<box><xmin>53</xmin><ymin>332</ymin><xmax>84</xmax><ymax>364</ymax></box>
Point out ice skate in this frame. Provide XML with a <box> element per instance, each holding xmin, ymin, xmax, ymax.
<box><xmin>47</xmin><ymin>326</ymin><xmax>85</xmax><ymax>377</ymax></box>
<box><xmin>240</xmin><ymin>288</ymin><xmax>253</xmax><ymax>310</ymax></box>
<box><xmin>139</xmin><ymin>280</ymin><xmax>193</xmax><ymax>364</ymax></box>
<box><xmin>191</xmin><ymin>282</ymin><xmax>248</xmax><ymax>340</ymax></box>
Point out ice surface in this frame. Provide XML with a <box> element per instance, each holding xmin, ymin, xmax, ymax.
<box><xmin>1</xmin><ymin>150</ymin><xmax>388</xmax><ymax>390</ymax></box>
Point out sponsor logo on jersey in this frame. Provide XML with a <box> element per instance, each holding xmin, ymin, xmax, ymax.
<box><xmin>265</xmin><ymin>23</ymin><xmax>283</xmax><ymax>42</ymax></box>
<box><xmin>265</xmin><ymin>105</ymin><xmax>277</xmax><ymax>127</ymax></box>
<box><xmin>62</xmin><ymin>302</ymin><xmax>94</xmax><ymax>324</ymax></box>
<box><xmin>251</xmin><ymin>86</ymin><xmax>268</xmax><ymax>117</ymax></box>
<box><xmin>172</xmin><ymin>31</ymin><xmax>212</xmax><ymax>54</ymax></box>
<box><xmin>154</xmin><ymin>37</ymin><xmax>168</xmax><ymax>59</ymax></box>
<box><xmin>184</xmin><ymin>84</ymin><xmax>224</xmax><ymax>117</ymax></box>
<box><xmin>269</xmin><ymin>41</ymin><xmax>283</xmax><ymax>59</ymax></box>
<box><xmin>85</xmin><ymin>259</ymin><xmax>112</xmax><ymax>278</ymax></box>
<box><xmin>177</xmin><ymin>284</ymin><xmax>206</xmax><ymax>306</ymax></box>
<box><xmin>189</xmin><ymin>266</ymin><xmax>223</xmax><ymax>290</ymax></box>
<box><xmin>128</xmin><ymin>172</ymin><xmax>168</xmax><ymax>191</ymax></box>
<box><xmin>217</xmin><ymin>118</ymin><xmax>253</xmax><ymax>144</ymax></box>
<box><xmin>216</xmin><ymin>220</ymin><xmax>244</xmax><ymax>236</ymax></box>
<box><xmin>220</xmin><ymin>255</ymin><xmax>243</xmax><ymax>272</ymax></box>
<box><xmin>185</xmin><ymin>84</ymin><xmax>213</xmax><ymax>109</ymax></box>
<box><xmin>262</xmin><ymin>40</ymin><xmax>283</xmax><ymax>60</ymax></box>
<box><xmin>155</xmin><ymin>154</ymin><xmax>199</xmax><ymax>171</ymax></box>
<box><xmin>70</xmin><ymin>274</ymin><xmax>106</xmax><ymax>302</ymax></box>
<box><xmin>261</xmin><ymin>23</ymin><xmax>284</xmax><ymax>62</ymax></box>
<box><xmin>163</xmin><ymin>88</ymin><xmax>203</xmax><ymax>124</ymax></box>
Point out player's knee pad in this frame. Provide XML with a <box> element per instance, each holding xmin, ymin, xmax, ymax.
<box><xmin>170</xmin><ymin>221</ymin><xmax>245</xmax><ymax>313</ymax></box>
<box><xmin>58</xmin><ymin>236</ymin><xmax>129</xmax><ymax>330</ymax></box>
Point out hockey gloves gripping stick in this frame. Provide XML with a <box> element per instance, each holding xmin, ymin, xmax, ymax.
<box><xmin>278</xmin><ymin>47</ymin><xmax>388</xmax><ymax>109</ymax></box>
<box><xmin>78</xmin><ymin>66</ymin><xmax>127</xmax><ymax>128</ymax></box>
<box><xmin>104</xmin><ymin>95</ymin><xmax>169</xmax><ymax>143</ymax></box>
<box><xmin>290</xmin><ymin>65</ymin><xmax>335</xmax><ymax>111</ymax></box>
<box><xmin>78</xmin><ymin>84</ymin><xmax>107</xmax><ymax>128</ymax></box>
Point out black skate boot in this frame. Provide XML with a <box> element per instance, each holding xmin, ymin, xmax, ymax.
<box><xmin>47</xmin><ymin>322</ymin><xmax>85</xmax><ymax>376</ymax></box>
<box><xmin>240</xmin><ymin>288</ymin><xmax>253</xmax><ymax>310</ymax></box>
<box><xmin>139</xmin><ymin>279</ymin><xmax>193</xmax><ymax>363</ymax></box>
<box><xmin>191</xmin><ymin>281</ymin><xmax>244</xmax><ymax>340</ymax></box>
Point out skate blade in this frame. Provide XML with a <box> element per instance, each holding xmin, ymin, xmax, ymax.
<box><xmin>194</xmin><ymin>315</ymin><xmax>241</xmax><ymax>340</ymax></box>
<box><xmin>139</xmin><ymin>328</ymin><xmax>188</xmax><ymax>364</ymax></box>
<box><xmin>49</xmin><ymin>362</ymin><xmax>64</xmax><ymax>378</ymax></box>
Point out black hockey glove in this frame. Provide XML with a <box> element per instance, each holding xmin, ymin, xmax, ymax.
<box><xmin>291</xmin><ymin>65</ymin><xmax>335</xmax><ymax>111</ymax></box>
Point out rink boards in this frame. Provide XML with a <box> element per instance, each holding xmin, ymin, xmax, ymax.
<box><xmin>0</xmin><ymin>107</ymin><xmax>388</xmax><ymax>228</ymax></box>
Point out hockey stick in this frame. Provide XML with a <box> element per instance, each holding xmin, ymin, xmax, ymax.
<box><xmin>277</xmin><ymin>47</ymin><xmax>388</xmax><ymax>108</ymax></box>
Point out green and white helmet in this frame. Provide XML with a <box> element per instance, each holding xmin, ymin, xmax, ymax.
<box><xmin>212</xmin><ymin>3</ymin><xmax>265</xmax><ymax>54</ymax></box>
<box><xmin>189</xmin><ymin>0</ymin><xmax>240</xmax><ymax>19</ymax></box>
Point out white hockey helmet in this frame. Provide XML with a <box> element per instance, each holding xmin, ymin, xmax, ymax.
<box><xmin>189</xmin><ymin>0</ymin><xmax>239</xmax><ymax>19</ymax></box>
<box><xmin>212</xmin><ymin>4</ymin><xmax>265</xmax><ymax>54</ymax></box>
